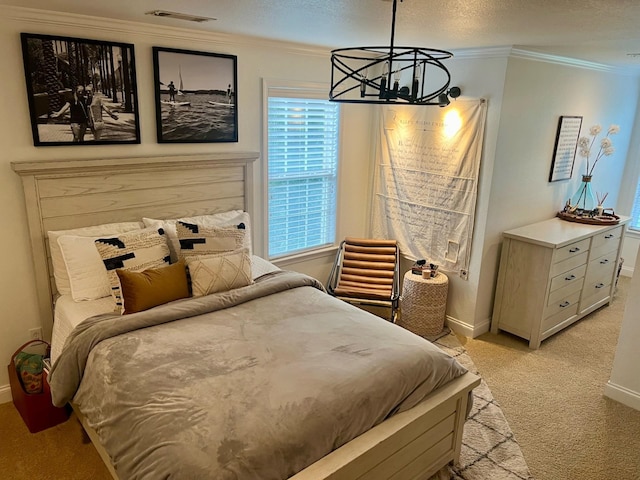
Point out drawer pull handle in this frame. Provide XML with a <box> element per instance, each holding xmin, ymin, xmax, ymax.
<box><xmin>604</xmin><ymin>234</ymin><xmax>614</xmax><ymax>239</ymax></box>
<box><xmin>565</xmin><ymin>274</ymin><xmax>576</xmax><ymax>281</ymax></box>
<box><xmin>600</xmin><ymin>259</ymin><xmax>609</xmax><ymax>264</ymax></box>
<box><xmin>569</xmin><ymin>247</ymin><xmax>580</xmax><ymax>253</ymax></box>
<box><xmin>559</xmin><ymin>301</ymin><xmax>570</xmax><ymax>308</ymax></box>
<box><xmin>595</xmin><ymin>283</ymin><xmax>605</xmax><ymax>289</ymax></box>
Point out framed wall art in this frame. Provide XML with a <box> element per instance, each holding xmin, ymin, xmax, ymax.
<box><xmin>20</xmin><ymin>33</ymin><xmax>140</xmax><ymax>146</ymax></box>
<box><xmin>152</xmin><ymin>47</ymin><xmax>238</xmax><ymax>143</ymax></box>
<box><xmin>549</xmin><ymin>115</ymin><xmax>582</xmax><ymax>182</ymax></box>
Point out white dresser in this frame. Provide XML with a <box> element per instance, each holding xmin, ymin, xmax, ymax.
<box><xmin>491</xmin><ymin>216</ymin><xmax>628</xmax><ymax>349</ymax></box>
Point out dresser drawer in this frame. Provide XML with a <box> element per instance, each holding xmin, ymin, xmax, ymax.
<box><xmin>548</xmin><ymin>277</ymin><xmax>585</xmax><ymax>306</ymax></box>
<box><xmin>554</xmin><ymin>238</ymin><xmax>590</xmax><ymax>264</ymax></box>
<box><xmin>544</xmin><ymin>290</ymin><xmax>581</xmax><ymax>319</ymax></box>
<box><xmin>582</xmin><ymin>277</ymin><xmax>611</xmax><ymax>298</ymax></box>
<box><xmin>590</xmin><ymin>243</ymin><xmax>618</xmax><ymax>261</ymax></box>
<box><xmin>580</xmin><ymin>285</ymin><xmax>611</xmax><ymax>312</ymax></box>
<box><xmin>550</xmin><ymin>251</ymin><xmax>588</xmax><ymax>277</ymax></box>
<box><xmin>549</xmin><ymin>264</ymin><xmax>586</xmax><ymax>293</ymax></box>
<box><xmin>592</xmin><ymin>226</ymin><xmax>623</xmax><ymax>250</ymax></box>
<box><xmin>584</xmin><ymin>253</ymin><xmax>617</xmax><ymax>286</ymax></box>
<box><xmin>542</xmin><ymin>302</ymin><xmax>579</xmax><ymax>333</ymax></box>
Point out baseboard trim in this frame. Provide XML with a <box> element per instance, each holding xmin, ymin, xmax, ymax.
<box><xmin>621</xmin><ymin>265</ymin><xmax>634</xmax><ymax>277</ymax></box>
<box><xmin>0</xmin><ymin>384</ymin><xmax>12</xmax><ymax>404</ymax></box>
<box><xmin>446</xmin><ymin>316</ymin><xmax>491</xmax><ymax>338</ymax></box>
<box><xmin>604</xmin><ymin>381</ymin><xmax>640</xmax><ymax>411</ymax></box>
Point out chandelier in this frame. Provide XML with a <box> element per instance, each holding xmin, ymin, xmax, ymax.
<box><xmin>329</xmin><ymin>0</ymin><xmax>460</xmax><ymax>106</ymax></box>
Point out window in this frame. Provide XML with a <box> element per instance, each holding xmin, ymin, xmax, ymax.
<box><xmin>630</xmin><ymin>180</ymin><xmax>640</xmax><ymax>231</ymax></box>
<box><xmin>265</xmin><ymin>83</ymin><xmax>340</xmax><ymax>259</ymax></box>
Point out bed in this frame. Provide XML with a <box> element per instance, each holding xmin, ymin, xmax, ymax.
<box><xmin>12</xmin><ymin>153</ymin><xmax>480</xmax><ymax>480</ymax></box>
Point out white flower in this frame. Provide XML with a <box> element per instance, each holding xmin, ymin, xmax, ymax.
<box><xmin>578</xmin><ymin>123</ymin><xmax>620</xmax><ymax>176</ymax></box>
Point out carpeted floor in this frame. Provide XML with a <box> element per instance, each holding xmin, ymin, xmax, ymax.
<box><xmin>0</xmin><ymin>403</ymin><xmax>111</xmax><ymax>479</ymax></box>
<box><xmin>462</xmin><ymin>276</ymin><xmax>640</xmax><ymax>480</ymax></box>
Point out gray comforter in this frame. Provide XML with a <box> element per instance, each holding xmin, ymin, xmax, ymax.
<box><xmin>49</xmin><ymin>271</ymin><xmax>467</xmax><ymax>480</ymax></box>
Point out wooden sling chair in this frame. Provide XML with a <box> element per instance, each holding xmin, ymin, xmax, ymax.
<box><xmin>327</xmin><ymin>237</ymin><xmax>400</xmax><ymax>322</ymax></box>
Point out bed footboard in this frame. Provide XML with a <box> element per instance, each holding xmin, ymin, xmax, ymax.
<box><xmin>290</xmin><ymin>371</ymin><xmax>480</xmax><ymax>480</ymax></box>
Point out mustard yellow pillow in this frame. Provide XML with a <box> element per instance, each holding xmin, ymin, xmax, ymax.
<box><xmin>116</xmin><ymin>260</ymin><xmax>189</xmax><ymax>315</ymax></box>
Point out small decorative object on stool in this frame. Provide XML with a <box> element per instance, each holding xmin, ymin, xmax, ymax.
<box><xmin>399</xmin><ymin>270</ymin><xmax>449</xmax><ymax>337</ymax></box>
<box><xmin>411</xmin><ymin>259</ymin><xmax>426</xmax><ymax>275</ymax></box>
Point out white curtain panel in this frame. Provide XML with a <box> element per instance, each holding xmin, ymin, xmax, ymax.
<box><xmin>371</xmin><ymin>99</ymin><xmax>487</xmax><ymax>278</ymax></box>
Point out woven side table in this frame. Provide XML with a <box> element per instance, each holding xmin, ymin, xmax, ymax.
<box><xmin>398</xmin><ymin>271</ymin><xmax>449</xmax><ymax>337</ymax></box>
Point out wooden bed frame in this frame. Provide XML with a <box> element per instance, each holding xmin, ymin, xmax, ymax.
<box><xmin>12</xmin><ymin>154</ymin><xmax>479</xmax><ymax>480</ymax></box>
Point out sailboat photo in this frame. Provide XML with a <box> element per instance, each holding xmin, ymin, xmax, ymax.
<box><xmin>153</xmin><ymin>46</ymin><xmax>238</xmax><ymax>143</ymax></box>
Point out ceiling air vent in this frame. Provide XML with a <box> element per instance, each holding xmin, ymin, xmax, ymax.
<box><xmin>145</xmin><ymin>10</ymin><xmax>216</xmax><ymax>23</ymax></box>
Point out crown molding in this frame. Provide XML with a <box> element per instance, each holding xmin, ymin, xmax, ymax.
<box><xmin>510</xmin><ymin>48</ymin><xmax>640</xmax><ymax>75</ymax></box>
<box><xmin>451</xmin><ymin>46</ymin><xmax>514</xmax><ymax>60</ymax></box>
<box><xmin>453</xmin><ymin>45</ymin><xmax>639</xmax><ymax>76</ymax></box>
<box><xmin>510</xmin><ymin>48</ymin><xmax>616</xmax><ymax>72</ymax></box>
<box><xmin>3</xmin><ymin>5</ymin><xmax>330</xmax><ymax>58</ymax></box>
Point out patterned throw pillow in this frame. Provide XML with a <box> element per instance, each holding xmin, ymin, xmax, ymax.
<box><xmin>186</xmin><ymin>248</ymin><xmax>252</xmax><ymax>296</ymax></box>
<box><xmin>176</xmin><ymin>221</ymin><xmax>246</xmax><ymax>260</ymax></box>
<box><xmin>95</xmin><ymin>228</ymin><xmax>171</xmax><ymax>313</ymax></box>
<box><xmin>143</xmin><ymin>211</ymin><xmax>252</xmax><ymax>261</ymax></box>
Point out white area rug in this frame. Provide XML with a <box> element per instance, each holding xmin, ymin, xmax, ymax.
<box><xmin>429</xmin><ymin>333</ymin><xmax>534</xmax><ymax>480</ymax></box>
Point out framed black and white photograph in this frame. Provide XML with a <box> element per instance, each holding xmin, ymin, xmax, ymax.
<box><xmin>549</xmin><ymin>115</ymin><xmax>582</xmax><ymax>182</ymax></box>
<box><xmin>20</xmin><ymin>33</ymin><xmax>140</xmax><ymax>146</ymax></box>
<box><xmin>153</xmin><ymin>47</ymin><xmax>238</xmax><ymax>143</ymax></box>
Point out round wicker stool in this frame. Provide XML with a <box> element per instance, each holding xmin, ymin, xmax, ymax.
<box><xmin>399</xmin><ymin>271</ymin><xmax>449</xmax><ymax>337</ymax></box>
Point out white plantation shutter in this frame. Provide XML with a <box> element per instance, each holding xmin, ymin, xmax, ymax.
<box><xmin>266</xmin><ymin>93</ymin><xmax>340</xmax><ymax>258</ymax></box>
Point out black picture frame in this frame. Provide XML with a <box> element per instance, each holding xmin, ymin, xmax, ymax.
<box><xmin>20</xmin><ymin>33</ymin><xmax>140</xmax><ymax>146</ymax></box>
<box><xmin>152</xmin><ymin>47</ymin><xmax>238</xmax><ymax>143</ymax></box>
<box><xmin>549</xmin><ymin>115</ymin><xmax>582</xmax><ymax>182</ymax></box>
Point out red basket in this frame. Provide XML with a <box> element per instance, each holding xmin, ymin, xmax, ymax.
<box><xmin>8</xmin><ymin>340</ymin><xmax>70</xmax><ymax>433</ymax></box>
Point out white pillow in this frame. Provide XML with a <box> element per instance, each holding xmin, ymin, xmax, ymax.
<box><xmin>143</xmin><ymin>211</ymin><xmax>252</xmax><ymax>261</ymax></box>
<box><xmin>251</xmin><ymin>255</ymin><xmax>281</xmax><ymax>279</ymax></box>
<box><xmin>58</xmin><ymin>235</ymin><xmax>112</xmax><ymax>301</ymax></box>
<box><xmin>48</xmin><ymin>222</ymin><xmax>144</xmax><ymax>296</ymax></box>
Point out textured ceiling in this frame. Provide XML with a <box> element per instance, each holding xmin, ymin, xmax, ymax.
<box><xmin>4</xmin><ymin>0</ymin><xmax>640</xmax><ymax>70</ymax></box>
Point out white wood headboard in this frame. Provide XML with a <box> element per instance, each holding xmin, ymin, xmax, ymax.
<box><xmin>12</xmin><ymin>152</ymin><xmax>259</xmax><ymax>340</ymax></box>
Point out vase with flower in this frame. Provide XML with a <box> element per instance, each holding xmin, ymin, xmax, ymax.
<box><xmin>570</xmin><ymin>124</ymin><xmax>619</xmax><ymax>212</ymax></box>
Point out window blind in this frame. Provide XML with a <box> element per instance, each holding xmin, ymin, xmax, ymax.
<box><xmin>267</xmin><ymin>96</ymin><xmax>339</xmax><ymax>258</ymax></box>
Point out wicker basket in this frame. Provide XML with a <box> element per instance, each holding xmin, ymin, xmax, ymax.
<box><xmin>398</xmin><ymin>271</ymin><xmax>449</xmax><ymax>337</ymax></box>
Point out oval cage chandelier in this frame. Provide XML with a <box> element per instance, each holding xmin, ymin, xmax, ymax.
<box><xmin>329</xmin><ymin>0</ymin><xmax>461</xmax><ymax>106</ymax></box>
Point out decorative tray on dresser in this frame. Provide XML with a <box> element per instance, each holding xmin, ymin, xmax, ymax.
<box><xmin>491</xmin><ymin>216</ymin><xmax>629</xmax><ymax>349</ymax></box>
